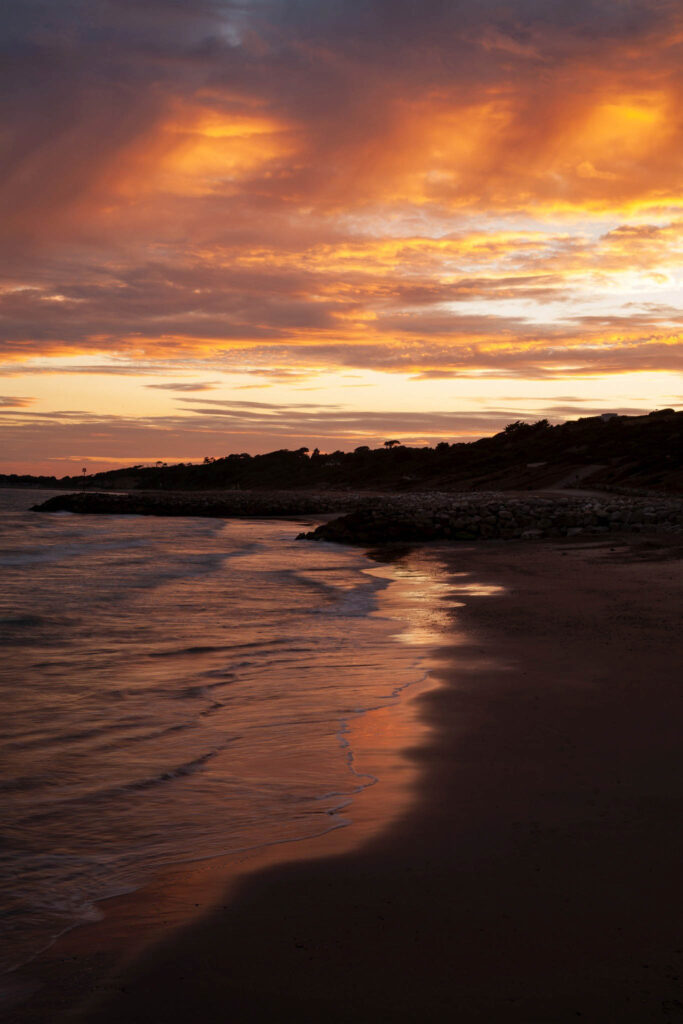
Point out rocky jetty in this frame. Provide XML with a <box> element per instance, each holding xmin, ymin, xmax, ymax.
<box><xmin>298</xmin><ymin>493</ymin><xmax>683</xmax><ymax>545</ymax></box>
<box><xmin>31</xmin><ymin>490</ymin><xmax>379</xmax><ymax>518</ymax></box>
<box><xmin>32</xmin><ymin>489</ymin><xmax>683</xmax><ymax>546</ymax></box>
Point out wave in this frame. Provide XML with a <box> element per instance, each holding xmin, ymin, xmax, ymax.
<box><xmin>260</xmin><ymin>565</ymin><xmax>386</xmax><ymax>619</ymax></box>
<box><xmin>90</xmin><ymin>721</ymin><xmax>195</xmax><ymax>753</ymax></box>
<box><xmin>15</xmin><ymin>743</ymin><xmax>238</xmax><ymax>825</ymax></box>
<box><xmin>0</xmin><ymin>538</ymin><xmax>149</xmax><ymax>567</ymax></box>
<box><xmin>0</xmin><ymin>495</ymin><xmax>440</xmax><ymax>985</ymax></box>
<box><xmin>148</xmin><ymin>638</ymin><xmax>284</xmax><ymax>659</ymax></box>
<box><xmin>2</xmin><ymin>717</ymin><xmax>149</xmax><ymax>752</ymax></box>
<box><xmin>0</xmin><ymin>614</ymin><xmax>45</xmax><ymax>629</ymax></box>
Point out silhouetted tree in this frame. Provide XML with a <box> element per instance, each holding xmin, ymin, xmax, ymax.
<box><xmin>384</xmin><ymin>439</ymin><xmax>400</xmax><ymax>448</ymax></box>
<box><xmin>503</xmin><ymin>419</ymin><xmax>549</xmax><ymax>437</ymax></box>
<box><xmin>504</xmin><ymin>421</ymin><xmax>526</xmax><ymax>434</ymax></box>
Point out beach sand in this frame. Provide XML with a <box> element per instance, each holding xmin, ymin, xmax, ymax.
<box><xmin>14</xmin><ymin>533</ymin><xmax>683</xmax><ymax>1023</ymax></box>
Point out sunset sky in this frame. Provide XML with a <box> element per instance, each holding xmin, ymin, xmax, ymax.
<box><xmin>1</xmin><ymin>0</ymin><xmax>682</xmax><ymax>475</ymax></box>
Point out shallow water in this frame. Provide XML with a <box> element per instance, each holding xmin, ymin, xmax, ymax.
<box><xmin>0</xmin><ymin>489</ymin><xmax>447</xmax><ymax>976</ymax></box>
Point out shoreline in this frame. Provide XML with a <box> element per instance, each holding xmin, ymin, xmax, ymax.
<box><xmin>13</xmin><ymin>532</ymin><xmax>683</xmax><ymax>1022</ymax></box>
<box><xmin>8</xmin><ymin>546</ymin><xmax>455</xmax><ymax>1021</ymax></box>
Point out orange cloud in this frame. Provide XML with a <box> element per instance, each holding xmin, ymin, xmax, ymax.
<box><xmin>1</xmin><ymin>0</ymin><xmax>682</xmax><ymax>472</ymax></box>
<box><xmin>111</xmin><ymin>105</ymin><xmax>300</xmax><ymax>200</ymax></box>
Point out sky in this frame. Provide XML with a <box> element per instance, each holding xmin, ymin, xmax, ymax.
<box><xmin>1</xmin><ymin>0</ymin><xmax>682</xmax><ymax>475</ymax></box>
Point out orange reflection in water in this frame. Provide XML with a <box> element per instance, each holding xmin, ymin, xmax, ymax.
<box><xmin>51</xmin><ymin>551</ymin><xmax>503</xmax><ymax>970</ymax></box>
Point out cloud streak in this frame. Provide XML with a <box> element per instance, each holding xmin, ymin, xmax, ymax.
<box><xmin>0</xmin><ymin>395</ymin><xmax>33</xmax><ymax>409</ymax></box>
<box><xmin>145</xmin><ymin>381</ymin><xmax>219</xmax><ymax>392</ymax></box>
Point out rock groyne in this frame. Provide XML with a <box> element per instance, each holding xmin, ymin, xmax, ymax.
<box><xmin>32</xmin><ymin>490</ymin><xmax>683</xmax><ymax>545</ymax></box>
<box><xmin>298</xmin><ymin>493</ymin><xmax>683</xmax><ymax>545</ymax></box>
<box><xmin>31</xmin><ymin>490</ymin><xmax>374</xmax><ymax>518</ymax></box>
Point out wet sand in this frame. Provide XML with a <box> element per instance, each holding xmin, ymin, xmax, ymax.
<box><xmin>15</xmin><ymin>533</ymin><xmax>683</xmax><ymax>1022</ymax></box>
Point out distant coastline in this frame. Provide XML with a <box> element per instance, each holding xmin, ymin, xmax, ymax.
<box><xmin>4</xmin><ymin>409</ymin><xmax>682</xmax><ymax>496</ymax></box>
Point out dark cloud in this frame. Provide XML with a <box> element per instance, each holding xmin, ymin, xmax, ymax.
<box><xmin>0</xmin><ymin>395</ymin><xmax>33</xmax><ymax>408</ymax></box>
<box><xmin>228</xmin><ymin>338</ymin><xmax>683</xmax><ymax>379</ymax></box>
<box><xmin>384</xmin><ymin>276</ymin><xmax>569</xmax><ymax>305</ymax></box>
<box><xmin>373</xmin><ymin>310</ymin><xmax>542</xmax><ymax>339</ymax></box>
<box><xmin>145</xmin><ymin>381</ymin><xmax>219</xmax><ymax>391</ymax></box>
<box><xmin>0</xmin><ymin>360</ymin><xmax>194</xmax><ymax>376</ymax></box>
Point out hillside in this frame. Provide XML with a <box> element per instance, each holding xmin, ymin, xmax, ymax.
<box><xmin>3</xmin><ymin>409</ymin><xmax>682</xmax><ymax>495</ymax></box>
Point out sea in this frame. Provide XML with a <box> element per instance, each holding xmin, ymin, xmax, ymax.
<box><xmin>0</xmin><ymin>488</ymin><xmax>452</xmax><ymax>982</ymax></box>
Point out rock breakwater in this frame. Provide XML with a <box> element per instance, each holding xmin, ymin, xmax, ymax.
<box><xmin>31</xmin><ymin>490</ymin><xmax>683</xmax><ymax>545</ymax></box>
<box><xmin>31</xmin><ymin>490</ymin><xmax>376</xmax><ymax>518</ymax></box>
<box><xmin>298</xmin><ymin>493</ymin><xmax>683</xmax><ymax>545</ymax></box>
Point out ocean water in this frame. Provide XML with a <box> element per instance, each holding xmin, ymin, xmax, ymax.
<box><xmin>0</xmin><ymin>489</ymin><xmax>447</xmax><ymax>978</ymax></box>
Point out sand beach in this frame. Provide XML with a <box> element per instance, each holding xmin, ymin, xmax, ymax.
<box><xmin>11</xmin><ymin>530</ymin><xmax>683</xmax><ymax>1023</ymax></box>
